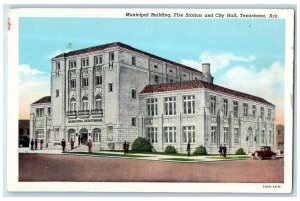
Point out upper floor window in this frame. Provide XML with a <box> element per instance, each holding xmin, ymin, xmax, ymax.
<box><xmin>109</xmin><ymin>51</ymin><xmax>115</xmax><ymax>61</ymax></box>
<box><xmin>132</xmin><ymin>56</ymin><xmax>136</xmax><ymax>66</ymax></box>
<box><xmin>153</xmin><ymin>65</ymin><xmax>158</xmax><ymax>69</ymax></box>
<box><xmin>261</xmin><ymin>107</ymin><xmax>265</xmax><ymax>117</ymax></box>
<box><xmin>95</xmin><ymin>95</ymin><xmax>102</xmax><ymax>109</ymax></box>
<box><xmin>165</xmin><ymin>97</ymin><xmax>176</xmax><ymax>115</ymax></box>
<box><xmin>183</xmin><ymin>73</ymin><xmax>187</xmax><ymax>77</ymax></box>
<box><xmin>243</xmin><ymin>103</ymin><xmax>248</xmax><ymax>116</ymax></box>
<box><xmin>56</xmin><ymin>62</ymin><xmax>60</xmax><ymax>76</ymax></box>
<box><xmin>48</xmin><ymin>107</ymin><xmax>51</xmax><ymax>116</ymax></box>
<box><xmin>233</xmin><ymin>101</ymin><xmax>238</xmax><ymax>118</ymax></box>
<box><xmin>109</xmin><ymin>83</ymin><xmax>113</xmax><ymax>92</ymax></box>
<box><xmin>70</xmin><ymin>79</ymin><xmax>76</xmax><ymax>89</ymax></box>
<box><xmin>147</xmin><ymin>98</ymin><xmax>158</xmax><ymax>116</ymax></box>
<box><xmin>223</xmin><ymin>98</ymin><xmax>228</xmax><ymax>116</ymax></box>
<box><xmin>70</xmin><ymin>98</ymin><xmax>76</xmax><ymax>111</ymax></box>
<box><xmin>210</xmin><ymin>95</ymin><xmax>216</xmax><ymax>115</ymax></box>
<box><xmin>94</xmin><ymin>55</ymin><xmax>102</xmax><ymax>66</ymax></box>
<box><xmin>131</xmin><ymin>89</ymin><xmax>137</xmax><ymax>99</ymax></box>
<box><xmin>268</xmin><ymin>108</ymin><xmax>272</xmax><ymax>118</ymax></box>
<box><xmin>234</xmin><ymin>128</ymin><xmax>240</xmax><ymax>143</ymax></box>
<box><xmin>183</xmin><ymin>95</ymin><xmax>195</xmax><ymax>114</ymax></box>
<box><xmin>252</xmin><ymin>105</ymin><xmax>256</xmax><ymax>117</ymax></box>
<box><xmin>36</xmin><ymin>108</ymin><xmax>44</xmax><ymax>117</ymax></box>
<box><xmin>82</xmin><ymin>77</ymin><xmax>89</xmax><ymax>87</ymax></box>
<box><xmin>131</xmin><ymin>117</ymin><xmax>136</xmax><ymax>126</ymax></box>
<box><xmin>81</xmin><ymin>58</ymin><xmax>89</xmax><ymax>67</ymax></box>
<box><xmin>82</xmin><ymin>96</ymin><xmax>89</xmax><ymax>110</ymax></box>
<box><xmin>95</xmin><ymin>75</ymin><xmax>102</xmax><ymax>86</ymax></box>
<box><xmin>169</xmin><ymin>69</ymin><xmax>173</xmax><ymax>73</ymax></box>
<box><xmin>211</xmin><ymin>126</ymin><xmax>217</xmax><ymax>143</ymax></box>
<box><xmin>154</xmin><ymin>75</ymin><xmax>159</xmax><ymax>84</ymax></box>
<box><xmin>56</xmin><ymin>89</ymin><xmax>59</xmax><ymax>98</ymax></box>
<box><xmin>169</xmin><ymin>79</ymin><xmax>174</xmax><ymax>83</ymax></box>
<box><xmin>69</xmin><ymin>60</ymin><xmax>76</xmax><ymax>69</ymax></box>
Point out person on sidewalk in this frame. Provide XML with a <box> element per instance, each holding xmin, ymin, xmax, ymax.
<box><xmin>34</xmin><ymin>139</ymin><xmax>38</xmax><ymax>150</ymax></box>
<box><xmin>126</xmin><ymin>142</ymin><xmax>130</xmax><ymax>154</ymax></box>
<box><xmin>70</xmin><ymin>138</ymin><xmax>74</xmax><ymax>150</ymax></box>
<box><xmin>30</xmin><ymin>139</ymin><xmax>34</xmax><ymax>150</ymax></box>
<box><xmin>61</xmin><ymin>139</ymin><xmax>66</xmax><ymax>152</ymax></box>
<box><xmin>40</xmin><ymin>139</ymin><xmax>44</xmax><ymax>150</ymax></box>
<box><xmin>187</xmin><ymin>141</ymin><xmax>191</xmax><ymax>157</ymax></box>
<box><xmin>78</xmin><ymin>135</ymin><xmax>81</xmax><ymax>146</ymax></box>
<box><xmin>219</xmin><ymin>145</ymin><xmax>223</xmax><ymax>157</ymax></box>
<box><xmin>223</xmin><ymin>145</ymin><xmax>227</xmax><ymax>157</ymax></box>
<box><xmin>123</xmin><ymin>141</ymin><xmax>127</xmax><ymax>155</ymax></box>
<box><xmin>87</xmin><ymin>139</ymin><xmax>92</xmax><ymax>153</ymax></box>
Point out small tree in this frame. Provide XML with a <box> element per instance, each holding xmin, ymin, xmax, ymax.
<box><xmin>193</xmin><ymin>145</ymin><xmax>207</xmax><ymax>156</ymax></box>
<box><xmin>131</xmin><ymin>137</ymin><xmax>152</xmax><ymax>152</ymax></box>
<box><xmin>235</xmin><ymin>148</ymin><xmax>246</xmax><ymax>155</ymax></box>
<box><xmin>164</xmin><ymin>145</ymin><xmax>177</xmax><ymax>154</ymax></box>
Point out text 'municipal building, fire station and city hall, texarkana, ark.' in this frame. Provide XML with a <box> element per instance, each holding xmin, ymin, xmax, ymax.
<box><xmin>29</xmin><ymin>42</ymin><xmax>276</xmax><ymax>154</ymax></box>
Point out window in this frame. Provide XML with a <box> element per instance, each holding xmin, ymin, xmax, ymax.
<box><xmin>94</xmin><ymin>55</ymin><xmax>102</xmax><ymax>66</ymax></box>
<box><xmin>70</xmin><ymin>79</ymin><xmax>76</xmax><ymax>89</ymax></box>
<box><xmin>95</xmin><ymin>75</ymin><xmax>102</xmax><ymax>86</ymax></box>
<box><xmin>69</xmin><ymin>60</ymin><xmax>76</xmax><ymax>69</ymax></box>
<box><xmin>48</xmin><ymin>107</ymin><xmax>51</xmax><ymax>116</ymax></box>
<box><xmin>269</xmin><ymin>131</ymin><xmax>272</xmax><ymax>144</ymax></box>
<box><xmin>268</xmin><ymin>109</ymin><xmax>271</xmax><ymax>118</ymax></box>
<box><xmin>211</xmin><ymin>126</ymin><xmax>217</xmax><ymax>143</ymax></box>
<box><xmin>252</xmin><ymin>105</ymin><xmax>256</xmax><ymax>117</ymax></box>
<box><xmin>56</xmin><ymin>89</ymin><xmax>59</xmax><ymax>98</ymax></box>
<box><xmin>93</xmin><ymin>129</ymin><xmax>101</xmax><ymax>143</ymax></box>
<box><xmin>243</xmin><ymin>103</ymin><xmax>248</xmax><ymax>116</ymax></box>
<box><xmin>108</xmin><ymin>83</ymin><xmax>113</xmax><ymax>92</ymax></box>
<box><xmin>210</xmin><ymin>95</ymin><xmax>216</xmax><ymax>115</ymax></box>
<box><xmin>183</xmin><ymin>126</ymin><xmax>195</xmax><ymax>143</ymax></box>
<box><xmin>233</xmin><ymin>101</ymin><xmax>238</xmax><ymax>118</ymax></box>
<box><xmin>70</xmin><ymin>98</ymin><xmax>76</xmax><ymax>111</ymax></box>
<box><xmin>224</xmin><ymin>127</ymin><xmax>229</xmax><ymax>144</ymax></box>
<box><xmin>165</xmin><ymin>97</ymin><xmax>176</xmax><ymax>115</ymax></box>
<box><xmin>81</xmin><ymin>58</ymin><xmax>89</xmax><ymax>67</ymax></box>
<box><xmin>183</xmin><ymin>95</ymin><xmax>195</xmax><ymax>114</ymax></box>
<box><xmin>164</xmin><ymin>127</ymin><xmax>176</xmax><ymax>143</ymax></box>
<box><xmin>82</xmin><ymin>97</ymin><xmax>89</xmax><ymax>110</ymax></box>
<box><xmin>278</xmin><ymin>130</ymin><xmax>281</xmax><ymax>136</ymax></box>
<box><xmin>56</xmin><ymin>62</ymin><xmax>60</xmax><ymax>76</ymax></box>
<box><xmin>36</xmin><ymin>108</ymin><xmax>44</xmax><ymax>117</ymax></box>
<box><xmin>147</xmin><ymin>98</ymin><xmax>158</xmax><ymax>116</ymax></box>
<box><xmin>109</xmin><ymin>52</ymin><xmax>114</xmax><ymax>61</ymax></box>
<box><xmin>195</xmin><ymin>77</ymin><xmax>198</xmax><ymax>80</ymax></box>
<box><xmin>131</xmin><ymin>117</ymin><xmax>136</xmax><ymax>126</ymax></box>
<box><xmin>35</xmin><ymin>130</ymin><xmax>44</xmax><ymax>140</ymax></box>
<box><xmin>147</xmin><ymin>127</ymin><xmax>158</xmax><ymax>143</ymax></box>
<box><xmin>154</xmin><ymin>65</ymin><xmax>158</xmax><ymax>69</ymax></box>
<box><xmin>132</xmin><ymin>89</ymin><xmax>137</xmax><ymax>99</ymax></box>
<box><xmin>223</xmin><ymin>98</ymin><xmax>228</xmax><ymax>116</ymax></box>
<box><xmin>169</xmin><ymin>69</ymin><xmax>173</xmax><ymax>73</ymax></box>
<box><xmin>132</xmin><ymin>56</ymin><xmax>136</xmax><ymax>65</ymax></box>
<box><xmin>154</xmin><ymin>75</ymin><xmax>159</xmax><ymax>84</ymax></box>
<box><xmin>261</xmin><ymin>130</ymin><xmax>265</xmax><ymax>143</ymax></box>
<box><xmin>82</xmin><ymin>77</ymin><xmax>89</xmax><ymax>87</ymax></box>
<box><xmin>234</xmin><ymin>128</ymin><xmax>239</xmax><ymax>143</ymax></box>
<box><xmin>169</xmin><ymin>79</ymin><xmax>173</xmax><ymax>83</ymax></box>
<box><xmin>95</xmin><ymin>95</ymin><xmax>102</xmax><ymax>109</ymax></box>
<box><xmin>183</xmin><ymin>74</ymin><xmax>186</xmax><ymax>77</ymax></box>
<box><xmin>261</xmin><ymin>107</ymin><xmax>264</xmax><ymax>117</ymax></box>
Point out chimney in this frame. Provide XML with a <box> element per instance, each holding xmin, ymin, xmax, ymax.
<box><xmin>202</xmin><ymin>63</ymin><xmax>211</xmax><ymax>75</ymax></box>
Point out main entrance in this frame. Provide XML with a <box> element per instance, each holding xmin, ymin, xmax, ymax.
<box><xmin>80</xmin><ymin>128</ymin><xmax>88</xmax><ymax>145</ymax></box>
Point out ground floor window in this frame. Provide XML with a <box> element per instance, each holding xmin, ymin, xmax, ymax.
<box><xmin>223</xmin><ymin>127</ymin><xmax>229</xmax><ymax>144</ymax></box>
<box><xmin>211</xmin><ymin>126</ymin><xmax>216</xmax><ymax>143</ymax></box>
<box><xmin>69</xmin><ymin>132</ymin><xmax>76</xmax><ymax>142</ymax></box>
<box><xmin>234</xmin><ymin>128</ymin><xmax>239</xmax><ymax>143</ymax></box>
<box><xmin>93</xmin><ymin>129</ymin><xmax>101</xmax><ymax>143</ymax></box>
<box><xmin>261</xmin><ymin>130</ymin><xmax>265</xmax><ymax>143</ymax></box>
<box><xmin>35</xmin><ymin>130</ymin><xmax>44</xmax><ymax>140</ymax></box>
<box><xmin>147</xmin><ymin>127</ymin><xmax>158</xmax><ymax>143</ymax></box>
<box><xmin>269</xmin><ymin>131</ymin><xmax>272</xmax><ymax>144</ymax></box>
<box><xmin>164</xmin><ymin>127</ymin><xmax>176</xmax><ymax>143</ymax></box>
<box><xmin>183</xmin><ymin>126</ymin><xmax>195</xmax><ymax>143</ymax></box>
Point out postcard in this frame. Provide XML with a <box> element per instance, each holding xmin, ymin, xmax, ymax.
<box><xmin>6</xmin><ymin>8</ymin><xmax>294</xmax><ymax>193</ymax></box>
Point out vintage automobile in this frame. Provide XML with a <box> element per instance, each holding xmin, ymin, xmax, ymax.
<box><xmin>251</xmin><ymin>146</ymin><xmax>277</xmax><ymax>160</ymax></box>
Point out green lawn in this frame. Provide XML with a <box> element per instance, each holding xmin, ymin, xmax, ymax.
<box><xmin>159</xmin><ymin>157</ymin><xmax>198</xmax><ymax>162</ymax></box>
<box><xmin>206</xmin><ymin>155</ymin><xmax>251</xmax><ymax>159</ymax></box>
<box><xmin>65</xmin><ymin>152</ymin><xmax>151</xmax><ymax>158</ymax></box>
<box><xmin>101</xmin><ymin>150</ymin><xmax>188</xmax><ymax>156</ymax></box>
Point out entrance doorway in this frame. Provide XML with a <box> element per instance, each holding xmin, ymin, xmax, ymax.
<box><xmin>80</xmin><ymin>128</ymin><xmax>88</xmax><ymax>145</ymax></box>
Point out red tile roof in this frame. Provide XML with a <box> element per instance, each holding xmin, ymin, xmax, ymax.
<box><xmin>53</xmin><ymin>42</ymin><xmax>201</xmax><ymax>74</ymax></box>
<box><xmin>140</xmin><ymin>80</ymin><xmax>274</xmax><ymax>106</ymax></box>
<box><xmin>31</xmin><ymin>96</ymin><xmax>51</xmax><ymax>105</ymax></box>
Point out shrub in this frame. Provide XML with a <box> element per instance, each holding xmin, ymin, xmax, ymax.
<box><xmin>193</xmin><ymin>145</ymin><xmax>207</xmax><ymax>156</ymax></box>
<box><xmin>235</xmin><ymin>148</ymin><xmax>246</xmax><ymax>155</ymax></box>
<box><xmin>164</xmin><ymin>145</ymin><xmax>177</xmax><ymax>154</ymax></box>
<box><xmin>131</xmin><ymin>137</ymin><xmax>152</xmax><ymax>152</ymax></box>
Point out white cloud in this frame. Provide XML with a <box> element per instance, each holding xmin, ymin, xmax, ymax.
<box><xmin>19</xmin><ymin>64</ymin><xmax>44</xmax><ymax>75</ymax></box>
<box><xmin>181</xmin><ymin>52</ymin><xmax>256</xmax><ymax>74</ymax></box>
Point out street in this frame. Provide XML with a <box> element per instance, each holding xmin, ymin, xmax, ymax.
<box><xmin>19</xmin><ymin>153</ymin><xmax>284</xmax><ymax>183</ymax></box>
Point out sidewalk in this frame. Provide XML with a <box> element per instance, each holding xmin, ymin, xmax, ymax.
<box><xmin>18</xmin><ymin>147</ymin><xmax>252</xmax><ymax>162</ymax></box>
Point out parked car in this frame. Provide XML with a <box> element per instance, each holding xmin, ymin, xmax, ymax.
<box><xmin>251</xmin><ymin>146</ymin><xmax>277</xmax><ymax>160</ymax></box>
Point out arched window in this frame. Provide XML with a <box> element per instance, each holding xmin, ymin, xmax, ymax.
<box><xmin>93</xmin><ymin>128</ymin><xmax>101</xmax><ymax>143</ymax></box>
<box><xmin>82</xmin><ymin>96</ymin><xmax>89</xmax><ymax>110</ymax></box>
<box><xmin>95</xmin><ymin>94</ymin><xmax>102</xmax><ymax>110</ymax></box>
<box><xmin>70</xmin><ymin>97</ymin><xmax>76</xmax><ymax>111</ymax></box>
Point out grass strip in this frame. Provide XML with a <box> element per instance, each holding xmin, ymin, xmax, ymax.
<box><xmin>65</xmin><ymin>152</ymin><xmax>151</xmax><ymax>158</ymax></box>
<box><xmin>159</xmin><ymin>157</ymin><xmax>198</xmax><ymax>161</ymax></box>
<box><xmin>206</xmin><ymin>155</ymin><xmax>251</xmax><ymax>159</ymax></box>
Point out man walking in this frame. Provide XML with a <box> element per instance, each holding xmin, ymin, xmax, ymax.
<box><xmin>34</xmin><ymin>139</ymin><xmax>38</xmax><ymax>150</ymax></box>
<box><xmin>223</xmin><ymin>145</ymin><xmax>227</xmax><ymax>157</ymax></box>
<box><xmin>219</xmin><ymin>145</ymin><xmax>223</xmax><ymax>157</ymax></box>
<box><xmin>70</xmin><ymin>138</ymin><xmax>74</xmax><ymax>150</ymax></box>
<box><xmin>61</xmin><ymin>139</ymin><xmax>66</xmax><ymax>152</ymax></box>
<box><xmin>187</xmin><ymin>141</ymin><xmax>191</xmax><ymax>157</ymax></box>
<box><xmin>40</xmin><ymin>139</ymin><xmax>44</xmax><ymax>150</ymax></box>
<box><xmin>30</xmin><ymin>139</ymin><xmax>34</xmax><ymax>150</ymax></box>
<box><xmin>78</xmin><ymin>135</ymin><xmax>81</xmax><ymax>146</ymax></box>
<box><xmin>123</xmin><ymin>141</ymin><xmax>127</xmax><ymax>155</ymax></box>
<box><xmin>126</xmin><ymin>142</ymin><xmax>130</xmax><ymax>154</ymax></box>
<box><xmin>87</xmin><ymin>139</ymin><xmax>92</xmax><ymax>153</ymax></box>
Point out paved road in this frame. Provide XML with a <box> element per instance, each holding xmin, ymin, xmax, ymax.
<box><xmin>19</xmin><ymin>153</ymin><xmax>283</xmax><ymax>183</ymax></box>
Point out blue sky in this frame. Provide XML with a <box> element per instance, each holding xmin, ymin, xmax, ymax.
<box><xmin>19</xmin><ymin>17</ymin><xmax>285</xmax><ymax>122</ymax></box>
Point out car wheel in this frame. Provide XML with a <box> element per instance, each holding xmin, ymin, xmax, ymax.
<box><xmin>271</xmin><ymin>155</ymin><xmax>276</xmax><ymax>160</ymax></box>
<box><xmin>258</xmin><ymin>155</ymin><xmax>263</xmax><ymax>160</ymax></box>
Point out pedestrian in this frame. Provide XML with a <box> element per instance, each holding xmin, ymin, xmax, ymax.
<box><xmin>78</xmin><ymin>135</ymin><xmax>81</xmax><ymax>146</ymax></box>
<box><xmin>223</xmin><ymin>145</ymin><xmax>227</xmax><ymax>157</ymax></box>
<box><xmin>187</xmin><ymin>141</ymin><xmax>191</xmax><ymax>157</ymax></box>
<box><xmin>126</xmin><ymin>142</ymin><xmax>130</xmax><ymax>154</ymax></box>
<box><xmin>123</xmin><ymin>141</ymin><xmax>127</xmax><ymax>155</ymax></box>
<box><xmin>87</xmin><ymin>139</ymin><xmax>92</xmax><ymax>153</ymax></box>
<box><xmin>30</xmin><ymin>139</ymin><xmax>34</xmax><ymax>150</ymax></box>
<box><xmin>61</xmin><ymin>139</ymin><xmax>66</xmax><ymax>152</ymax></box>
<box><xmin>70</xmin><ymin>138</ymin><xmax>74</xmax><ymax>150</ymax></box>
<box><xmin>40</xmin><ymin>139</ymin><xmax>44</xmax><ymax>150</ymax></box>
<box><xmin>219</xmin><ymin>145</ymin><xmax>223</xmax><ymax>157</ymax></box>
<box><xmin>34</xmin><ymin>139</ymin><xmax>38</xmax><ymax>150</ymax></box>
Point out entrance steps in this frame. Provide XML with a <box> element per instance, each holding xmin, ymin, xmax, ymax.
<box><xmin>68</xmin><ymin>144</ymin><xmax>101</xmax><ymax>152</ymax></box>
